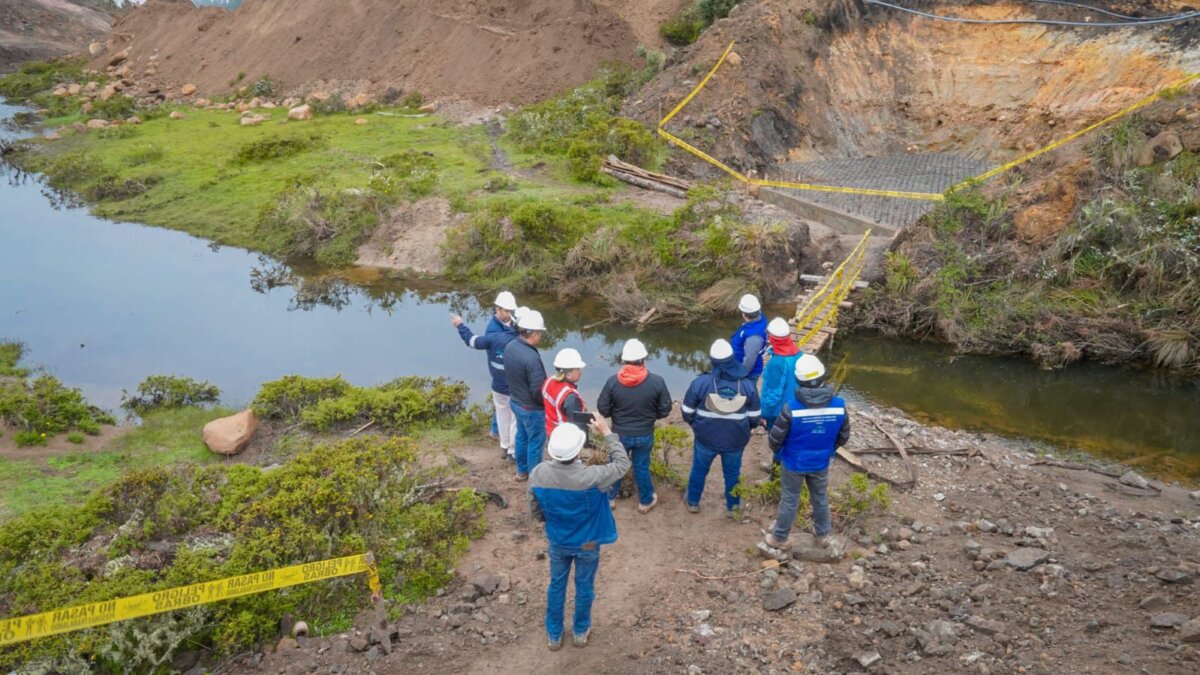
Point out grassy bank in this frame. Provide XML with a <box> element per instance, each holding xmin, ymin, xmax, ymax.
<box><xmin>0</xmin><ymin>364</ymin><xmax>490</xmax><ymax>671</ymax></box>
<box><xmin>860</xmin><ymin>116</ymin><xmax>1200</xmax><ymax>372</ymax></box>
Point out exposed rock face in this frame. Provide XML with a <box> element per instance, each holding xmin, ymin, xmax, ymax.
<box><xmin>202</xmin><ymin>409</ymin><xmax>259</xmax><ymax>455</ymax></box>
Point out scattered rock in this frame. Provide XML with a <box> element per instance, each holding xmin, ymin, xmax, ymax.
<box><xmin>88</xmin><ymin>42</ymin><xmax>105</xmax><ymax>57</ymax></box>
<box><xmin>346</xmin><ymin>92</ymin><xmax>371</xmax><ymax>108</ymax></box>
<box><xmin>126</xmin><ymin>116</ymin><xmax>141</xmax><ymax>125</ymax></box>
<box><xmin>169</xmin><ymin>111</ymin><xmax>186</xmax><ymax>120</ymax></box>
<box><xmin>195</xmin><ymin>98</ymin><xmax>211</xmax><ymax>108</ymax></box>
<box><xmin>240</xmin><ymin>115</ymin><xmax>267</xmax><ymax>126</ymax></box>
<box><xmin>1118</xmin><ymin>471</ymin><xmax>1150</xmax><ymax>490</ymax></box>
<box><xmin>1134</xmin><ymin>131</ymin><xmax>1183</xmax><ymax>167</ymax></box>
<box><xmin>1156</xmin><ymin>569</ymin><xmax>1194</xmax><ymax>585</ymax></box>
<box><xmin>202</xmin><ymin>409</ymin><xmax>259</xmax><ymax>455</ymax></box>
<box><xmin>933</xmin><ymin>493</ymin><xmax>945</xmax><ymax>502</ymax></box>
<box><xmin>1024</xmin><ymin>526</ymin><xmax>1053</xmax><ymax>539</ymax></box>
<box><xmin>1189</xmin><ymin>490</ymin><xmax>1200</xmax><ymax>501</ymax></box>
<box><xmin>52</xmin><ymin>87</ymin><xmax>69</xmax><ymax>97</ymax></box>
<box><xmin>288</xmin><ymin>104</ymin><xmax>313</xmax><ymax>121</ymax></box>
<box><xmin>1181</xmin><ymin>618</ymin><xmax>1200</xmax><ymax>643</ymax></box>
<box><xmin>1004</xmin><ymin>547</ymin><xmax>1050</xmax><ymax>571</ymax></box>
<box><xmin>355</xmin><ymin>117</ymin><xmax>369</xmax><ymax>125</ymax></box>
<box><xmin>692</xmin><ymin>623</ymin><xmax>716</xmax><ymax>645</ymax></box>
<box><xmin>181</xmin><ymin>83</ymin><xmax>198</xmax><ymax>96</ymax></box>
<box><xmin>472</xmin><ymin>574</ymin><xmax>502</xmax><ymax>596</ymax></box>
<box><xmin>86</xmin><ymin>118</ymin><xmax>109</xmax><ymax>129</ymax></box>
<box><xmin>966</xmin><ymin>616</ymin><xmax>1006</xmax><ymax>635</ymax></box>
<box><xmin>276</xmin><ymin>637</ymin><xmax>298</xmax><ymax>651</ymax></box>
<box><xmin>847</xmin><ymin>565</ymin><xmax>867</xmax><ymax>590</ymax></box>
<box><xmin>1150</xmin><ymin>613</ymin><xmax>1189</xmax><ymax>628</ymax></box>
<box><xmin>418</xmin><ymin>102</ymin><xmax>437</xmax><ymax>113</ymax></box>
<box><xmin>856</xmin><ymin>651</ymin><xmax>881</xmax><ymax>668</ymax></box>
<box><xmin>762</xmin><ymin>587</ymin><xmax>797</xmax><ymax>611</ymax></box>
<box><xmin>691</xmin><ymin>609</ymin><xmax>711</xmax><ymax>622</ymax></box>
<box><xmin>1139</xmin><ymin>594</ymin><xmax>1170</xmax><ymax>610</ymax></box>
<box><xmin>348</xmin><ymin>637</ymin><xmax>369</xmax><ymax>652</ymax></box>
<box><xmin>108</xmin><ymin>48</ymin><xmax>129</xmax><ymax>67</ymax></box>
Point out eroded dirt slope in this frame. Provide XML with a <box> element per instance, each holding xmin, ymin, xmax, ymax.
<box><xmin>0</xmin><ymin>0</ymin><xmax>110</xmax><ymax>72</ymax></box>
<box><xmin>91</xmin><ymin>0</ymin><xmax>687</xmax><ymax>104</ymax></box>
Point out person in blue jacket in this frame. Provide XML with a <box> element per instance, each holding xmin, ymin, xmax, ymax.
<box><xmin>764</xmin><ymin>353</ymin><xmax>851</xmax><ymax>548</ymax></box>
<box><xmin>529</xmin><ymin>417</ymin><xmax>630</xmax><ymax>651</ymax></box>
<box><xmin>681</xmin><ymin>339</ymin><xmax>761</xmax><ymax>517</ymax></box>
<box><xmin>759</xmin><ymin>317</ymin><xmax>803</xmax><ymax>426</ymax></box>
<box><xmin>451</xmin><ymin>291</ymin><xmax>519</xmax><ymax>460</ymax></box>
<box><xmin>731</xmin><ymin>293</ymin><xmax>768</xmax><ymax>386</ymax></box>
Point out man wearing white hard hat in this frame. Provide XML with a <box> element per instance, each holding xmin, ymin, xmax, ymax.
<box><xmin>759</xmin><ymin>317</ymin><xmax>803</xmax><ymax>426</ymax></box>
<box><xmin>730</xmin><ymin>293</ymin><xmax>768</xmax><ymax>386</ymax></box>
<box><xmin>596</xmin><ymin>338</ymin><xmax>672</xmax><ymax>513</ymax></box>
<box><xmin>528</xmin><ymin>417</ymin><xmax>630</xmax><ymax>651</ymax></box>
<box><xmin>542</xmin><ymin>347</ymin><xmax>588</xmax><ymax>438</ymax></box>
<box><xmin>764</xmin><ymin>353</ymin><xmax>850</xmax><ymax>549</ymax></box>
<box><xmin>505</xmin><ymin>309</ymin><xmax>549</xmax><ymax>480</ymax></box>
<box><xmin>451</xmin><ymin>291</ymin><xmax>520</xmax><ymax>461</ymax></box>
<box><xmin>681</xmin><ymin>339</ymin><xmax>761</xmax><ymax>517</ymax></box>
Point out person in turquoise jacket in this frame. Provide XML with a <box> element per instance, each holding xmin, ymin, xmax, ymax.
<box><xmin>759</xmin><ymin>317</ymin><xmax>804</xmax><ymax>426</ymax></box>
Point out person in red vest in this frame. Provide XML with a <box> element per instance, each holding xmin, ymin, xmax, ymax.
<box><xmin>543</xmin><ymin>348</ymin><xmax>589</xmax><ymax>438</ymax></box>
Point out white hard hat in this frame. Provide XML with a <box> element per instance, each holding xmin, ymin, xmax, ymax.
<box><xmin>737</xmin><ymin>294</ymin><xmax>761</xmax><ymax>314</ymax></box>
<box><xmin>710</xmin><ymin>339</ymin><xmax>734</xmax><ymax>360</ymax></box>
<box><xmin>767</xmin><ymin>317</ymin><xmax>791</xmax><ymax>338</ymax></box>
<box><xmin>794</xmin><ymin>353</ymin><xmax>826</xmax><ymax>383</ymax></box>
<box><xmin>620</xmin><ymin>339</ymin><xmax>648</xmax><ymax>362</ymax></box>
<box><xmin>514</xmin><ymin>306</ymin><xmax>530</xmax><ymax>321</ymax></box>
<box><xmin>494</xmin><ymin>291</ymin><xmax>518</xmax><ymax>311</ymax></box>
<box><xmin>517</xmin><ymin>309</ymin><xmax>546</xmax><ymax>331</ymax></box>
<box><xmin>547</xmin><ymin>423</ymin><xmax>586</xmax><ymax>461</ymax></box>
<box><xmin>553</xmin><ymin>348</ymin><xmax>586</xmax><ymax>369</ymax></box>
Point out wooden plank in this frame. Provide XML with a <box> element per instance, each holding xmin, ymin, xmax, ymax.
<box><xmin>800</xmin><ymin>274</ymin><xmax>870</xmax><ymax>290</ymax></box>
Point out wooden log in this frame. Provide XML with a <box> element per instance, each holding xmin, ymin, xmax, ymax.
<box><xmin>868</xmin><ymin>418</ymin><xmax>918</xmax><ymax>488</ymax></box>
<box><xmin>600</xmin><ymin>167</ymin><xmax>689</xmax><ymax>199</ymax></box>
<box><xmin>800</xmin><ymin>274</ymin><xmax>870</xmax><ymax>289</ymax></box>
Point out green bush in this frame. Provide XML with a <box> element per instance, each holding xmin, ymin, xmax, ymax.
<box><xmin>90</xmin><ymin>94</ymin><xmax>138</xmax><ymax>121</ymax></box>
<box><xmin>0</xmin><ymin>375</ymin><xmax>115</xmax><ymax>440</ymax></box>
<box><xmin>121</xmin><ymin>375</ymin><xmax>221</xmax><ymax>415</ymax></box>
<box><xmin>0</xmin><ymin>341</ymin><xmax>28</xmax><ymax>377</ymax></box>
<box><xmin>250</xmin><ymin>76</ymin><xmax>279</xmax><ymax>99</ymax></box>
<box><xmin>660</xmin><ymin>7</ymin><xmax>704</xmax><ymax>45</ymax></box>
<box><xmin>14</xmin><ymin>430</ymin><xmax>48</xmax><ymax>447</ymax></box>
<box><xmin>235</xmin><ymin>134</ymin><xmax>324</xmax><ymax>164</ymax></box>
<box><xmin>67</xmin><ymin>432</ymin><xmax>86</xmax><ymax>444</ymax></box>
<box><xmin>0</xmin><ymin>58</ymin><xmax>87</xmax><ymax>102</ymax></box>
<box><xmin>370</xmin><ymin>149</ymin><xmax>439</xmax><ymax>200</ymax></box>
<box><xmin>254</xmin><ymin>374</ymin><xmax>468</xmax><ymax>433</ymax></box>
<box><xmin>0</xmin><ymin>436</ymin><xmax>486</xmax><ymax>669</ymax></box>
<box><xmin>256</xmin><ymin>183</ymin><xmax>381</xmax><ymax>267</ymax></box>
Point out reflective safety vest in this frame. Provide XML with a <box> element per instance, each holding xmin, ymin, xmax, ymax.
<box><xmin>542</xmin><ymin>377</ymin><xmax>583</xmax><ymax>436</ymax></box>
<box><xmin>778</xmin><ymin>394</ymin><xmax>848</xmax><ymax>473</ymax></box>
<box><xmin>731</xmin><ymin>315</ymin><xmax>768</xmax><ymax>378</ymax></box>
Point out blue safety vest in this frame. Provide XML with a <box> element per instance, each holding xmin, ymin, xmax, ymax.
<box><xmin>777</xmin><ymin>394</ymin><xmax>848</xmax><ymax>473</ymax></box>
<box><xmin>731</xmin><ymin>315</ymin><xmax>768</xmax><ymax>378</ymax></box>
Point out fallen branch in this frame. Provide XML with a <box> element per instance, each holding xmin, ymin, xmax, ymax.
<box><xmin>346</xmin><ymin>420</ymin><xmax>376</xmax><ymax>437</ymax></box>
<box><xmin>866</xmin><ymin>418</ymin><xmax>918</xmax><ymax>489</ymax></box>
<box><xmin>850</xmin><ymin>446</ymin><xmax>976</xmax><ymax>456</ymax></box>
<box><xmin>1030</xmin><ymin>458</ymin><xmax>1123</xmax><ymax>479</ymax></box>
<box><xmin>835</xmin><ymin>448</ymin><xmax>911</xmax><ymax>490</ymax></box>
<box><xmin>676</xmin><ymin>560</ymin><xmax>780</xmax><ymax>581</ymax></box>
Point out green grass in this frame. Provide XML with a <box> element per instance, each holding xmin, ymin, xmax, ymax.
<box><xmin>0</xmin><ymin>406</ymin><xmax>230</xmax><ymax>520</ymax></box>
<box><xmin>16</xmin><ymin>107</ymin><xmax>496</xmax><ymax>253</ymax></box>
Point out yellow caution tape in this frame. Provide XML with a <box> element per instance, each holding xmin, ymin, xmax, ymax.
<box><xmin>659</xmin><ymin>42</ymin><xmax>1199</xmax><ymax>202</ymax></box>
<box><xmin>792</xmin><ymin>230</ymin><xmax>871</xmax><ymax>351</ymax></box>
<box><xmin>0</xmin><ymin>554</ymin><xmax>372</xmax><ymax>646</ymax></box>
<box><xmin>949</xmin><ymin>71</ymin><xmax>1200</xmax><ymax>192</ymax></box>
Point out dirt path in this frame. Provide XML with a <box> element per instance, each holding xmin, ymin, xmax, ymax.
<box><xmin>228</xmin><ymin>404</ymin><xmax>1200</xmax><ymax>675</ymax></box>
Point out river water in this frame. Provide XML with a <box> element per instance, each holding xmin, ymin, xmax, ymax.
<box><xmin>2</xmin><ymin>101</ymin><xmax>1197</xmax><ymax>477</ymax></box>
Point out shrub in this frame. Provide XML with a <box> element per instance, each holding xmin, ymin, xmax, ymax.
<box><xmin>0</xmin><ymin>436</ymin><xmax>486</xmax><ymax>669</ymax></box>
<box><xmin>660</xmin><ymin>7</ymin><xmax>704</xmax><ymax>45</ymax></box>
<box><xmin>235</xmin><ymin>134</ymin><xmax>324</xmax><ymax>164</ymax></box>
<box><xmin>370</xmin><ymin>149</ymin><xmax>439</xmax><ymax>200</ymax></box>
<box><xmin>67</xmin><ymin>432</ymin><xmax>86</xmax><ymax>444</ymax></box>
<box><xmin>250</xmin><ymin>75</ymin><xmax>279</xmax><ymax>99</ymax></box>
<box><xmin>255</xmin><ymin>374</ymin><xmax>468</xmax><ymax>433</ymax></box>
<box><xmin>253</xmin><ymin>375</ymin><xmax>352</xmax><ymax>421</ymax></box>
<box><xmin>90</xmin><ymin>94</ymin><xmax>138</xmax><ymax>121</ymax></box>
<box><xmin>0</xmin><ymin>340</ymin><xmax>28</xmax><ymax>377</ymax></box>
<box><xmin>14</xmin><ymin>430</ymin><xmax>48</xmax><ymax>447</ymax></box>
<box><xmin>121</xmin><ymin>375</ymin><xmax>221</xmax><ymax>415</ymax></box>
<box><xmin>0</xmin><ymin>58</ymin><xmax>87</xmax><ymax>102</ymax></box>
<box><xmin>0</xmin><ymin>375</ymin><xmax>116</xmax><ymax>439</ymax></box>
<box><xmin>256</xmin><ymin>182</ymin><xmax>381</xmax><ymax>266</ymax></box>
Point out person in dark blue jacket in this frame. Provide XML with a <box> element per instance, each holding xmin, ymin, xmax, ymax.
<box><xmin>451</xmin><ymin>291</ymin><xmax>519</xmax><ymax>460</ymax></box>
<box><xmin>731</xmin><ymin>293</ymin><xmax>768</xmax><ymax>385</ymax></box>
<box><xmin>529</xmin><ymin>417</ymin><xmax>630</xmax><ymax>651</ymax></box>
<box><xmin>764</xmin><ymin>353</ymin><xmax>851</xmax><ymax>548</ymax></box>
<box><xmin>681</xmin><ymin>339</ymin><xmax>761</xmax><ymax>517</ymax></box>
<box><xmin>506</xmin><ymin>309</ymin><xmax>549</xmax><ymax>481</ymax></box>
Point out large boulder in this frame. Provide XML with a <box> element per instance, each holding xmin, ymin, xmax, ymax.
<box><xmin>88</xmin><ymin>42</ymin><xmax>105</xmax><ymax>57</ymax></box>
<box><xmin>180</xmin><ymin>83</ymin><xmax>198</xmax><ymax>96</ymax></box>
<box><xmin>203</xmin><ymin>409</ymin><xmax>259</xmax><ymax>455</ymax></box>
<box><xmin>1135</xmin><ymin>131</ymin><xmax>1183</xmax><ymax>167</ymax></box>
<box><xmin>288</xmin><ymin>104</ymin><xmax>313</xmax><ymax>121</ymax></box>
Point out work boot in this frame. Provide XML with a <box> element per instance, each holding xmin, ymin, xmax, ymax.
<box><xmin>573</xmin><ymin>631</ymin><xmax>590</xmax><ymax>648</ymax></box>
<box><xmin>637</xmin><ymin>493</ymin><xmax>659</xmax><ymax>515</ymax></box>
<box><xmin>515</xmin><ymin>472</ymin><xmax>528</xmax><ymax>482</ymax></box>
<box><xmin>548</xmin><ymin>636</ymin><xmax>562</xmax><ymax>651</ymax></box>
<box><xmin>764</xmin><ymin>532</ymin><xmax>789</xmax><ymax>549</ymax></box>
<box><xmin>685</xmin><ymin>500</ymin><xmax>700</xmax><ymax>514</ymax></box>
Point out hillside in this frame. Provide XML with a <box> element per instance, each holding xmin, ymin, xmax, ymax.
<box><xmin>88</xmin><ymin>0</ymin><xmax>689</xmax><ymax>104</ymax></box>
<box><xmin>0</xmin><ymin>0</ymin><xmax>110</xmax><ymax>73</ymax></box>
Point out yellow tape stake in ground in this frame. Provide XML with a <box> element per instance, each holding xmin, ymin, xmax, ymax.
<box><xmin>0</xmin><ymin>554</ymin><xmax>374</xmax><ymax>646</ymax></box>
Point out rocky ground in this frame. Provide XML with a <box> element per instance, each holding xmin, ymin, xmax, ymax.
<box><xmin>0</xmin><ymin>0</ymin><xmax>109</xmax><ymax>73</ymax></box>
<box><xmin>212</xmin><ymin>404</ymin><xmax>1200</xmax><ymax>675</ymax></box>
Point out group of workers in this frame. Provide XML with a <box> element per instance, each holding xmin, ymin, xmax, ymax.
<box><xmin>451</xmin><ymin>291</ymin><xmax>851</xmax><ymax>651</ymax></box>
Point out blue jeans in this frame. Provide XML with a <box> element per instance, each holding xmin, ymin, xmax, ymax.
<box><xmin>772</xmin><ymin>467</ymin><xmax>831</xmax><ymax>539</ymax></box>
<box><xmin>545</xmin><ymin>543</ymin><xmax>600</xmax><ymax>641</ymax></box>
<box><xmin>685</xmin><ymin>440</ymin><xmax>744</xmax><ymax>511</ymax></box>
<box><xmin>512</xmin><ymin>402</ymin><xmax>546</xmax><ymax>476</ymax></box>
<box><xmin>607</xmin><ymin>434</ymin><xmax>654</xmax><ymax>504</ymax></box>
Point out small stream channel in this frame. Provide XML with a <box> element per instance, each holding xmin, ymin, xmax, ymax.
<box><xmin>2</xmin><ymin>100</ymin><xmax>1198</xmax><ymax>478</ymax></box>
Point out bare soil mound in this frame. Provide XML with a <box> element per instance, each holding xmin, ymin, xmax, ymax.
<box><xmin>92</xmin><ymin>0</ymin><xmax>686</xmax><ymax>104</ymax></box>
<box><xmin>0</xmin><ymin>0</ymin><xmax>109</xmax><ymax>72</ymax></box>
